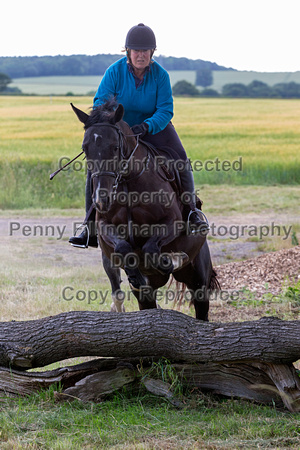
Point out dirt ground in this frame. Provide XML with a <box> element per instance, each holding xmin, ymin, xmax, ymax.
<box><xmin>2</xmin><ymin>212</ymin><xmax>299</xmax><ymax>304</ymax></box>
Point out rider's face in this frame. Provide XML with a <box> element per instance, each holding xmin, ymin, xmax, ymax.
<box><xmin>130</xmin><ymin>49</ymin><xmax>152</xmax><ymax>72</ymax></box>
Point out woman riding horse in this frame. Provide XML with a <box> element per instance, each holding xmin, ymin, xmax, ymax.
<box><xmin>70</xmin><ymin>100</ymin><xmax>218</xmax><ymax>320</ymax></box>
<box><xmin>69</xmin><ymin>23</ymin><xmax>208</xmax><ymax>248</ymax></box>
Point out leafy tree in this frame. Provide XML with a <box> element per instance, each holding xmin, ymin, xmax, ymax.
<box><xmin>0</xmin><ymin>55</ymin><xmax>231</xmax><ymax>78</ymax></box>
<box><xmin>199</xmin><ymin>88</ymin><xmax>220</xmax><ymax>97</ymax></box>
<box><xmin>222</xmin><ymin>80</ymin><xmax>300</xmax><ymax>98</ymax></box>
<box><xmin>273</xmin><ymin>82</ymin><xmax>300</xmax><ymax>98</ymax></box>
<box><xmin>196</xmin><ymin>68</ymin><xmax>213</xmax><ymax>87</ymax></box>
<box><xmin>172</xmin><ymin>80</ymin><xmax>200</xmax><ymax>97</ymax></box>
<box><xmin>1</xmin><ymin>86</ymin><xmax>22</xmax><ymax>95</ymax></box>
<box><xmin>247</xmin><ymin>80</ymin><xmax>275</xmax><ymax>98</ymax></box>
<box><xmin>0</xmin><ymin>73</ymin><xmax>12</xmax><ymax>92</ymax></box>
<box><xmin>222</xmin><ymin>83</ymin><xmax>249</xmax><ymax>97</ymax></box>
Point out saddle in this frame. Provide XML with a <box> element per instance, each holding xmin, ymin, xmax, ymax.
<box><xmin>140</xmin><ymin>139</ymin><xmax>203</xmax><ymax>214</ymax></box>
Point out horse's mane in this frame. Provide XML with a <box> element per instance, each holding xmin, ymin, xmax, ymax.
<box><xmin>84</xmin><ymin>98</ymin><xmax>119</xmax><ymax>130</ymax></box>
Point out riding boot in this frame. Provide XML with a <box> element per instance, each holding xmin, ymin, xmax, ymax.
<box><xmin>179</xmin><ymin>167</ymin><xmax>210</xmax><ymax>234</ymax></box>
<box><xmin>69</xmin><ymin>171</ymin><xmax>98</xmax><ymax>248</ymax></box>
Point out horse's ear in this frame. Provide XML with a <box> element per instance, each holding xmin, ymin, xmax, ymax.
<box><xmin>70</xmin><ymin>103</ymin><xmax>89</xmax><ymax>125</ymax></box>
<box><xmin>113</xmin><ymin>104</ymin><xmax>124</xmax><ymax>124</ymax></box>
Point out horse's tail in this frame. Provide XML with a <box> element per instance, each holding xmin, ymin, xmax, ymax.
<box><xmin>167</xmin><ymin>277</ymin><xmax>186</xmax><ymax>310</ymax></box>
<box><xmin>169</xmin><ymin>266</ymin><xmax>220</xmax><ymax>311</ymax></box>
<box><xmin>208</xmin><ymin>267</ymin><xmax>221</xmax><ymax>291</ymax></box>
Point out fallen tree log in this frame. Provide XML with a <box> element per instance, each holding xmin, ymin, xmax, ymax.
<box><xmin>0</xmin><ymin>310</ymin><xmax>299</xmax><ymax>411</ymax></box>
<box><xmin>0</xmin><ymin>310</ymin><xmax>299</xmax><ymax>369</ymax></box>
<box><xmin>0</xmin><ymin>357</ymin><xmax>299</xmax><ymax>411</ymax></box>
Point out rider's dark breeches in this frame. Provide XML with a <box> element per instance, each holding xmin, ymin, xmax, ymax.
<box><xmin>142</xmin><ymin>121</ymin><xmax>188</xmax><ymax>161</ymax></box>
<box><xmin>143</xmin><ymin>122</ymin><xmax>197</xmax><ymax>209</ymax></box>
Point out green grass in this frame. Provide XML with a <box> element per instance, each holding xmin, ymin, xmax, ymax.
<box><xmin>10</xmin><ymin>75</ymin><xmax>101</xmax><ymax>96</ymax></box>
<box><xmin>0</xmin><ymin>388</ymin><xmax>299</xmax><ymax>449</ymax></box>
<box><xmin>175</xmin><ymin>97</ymin><xmax>300</xmax><ymax>185</ymax></box>
<box><xmin>0</xmin><ymin>160</ymin><xmax>86</xmax><ymax>209</ymax></box>
<box><xmin>0</xmin><ymin>96</ymin><xmax>299</xmax><ymax>209</ymax></box>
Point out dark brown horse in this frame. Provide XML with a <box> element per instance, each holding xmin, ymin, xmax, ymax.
<box><xmin>71</xmin><ymin>100</ymin><xmax>219</xmax><ymax>320</ymax></box>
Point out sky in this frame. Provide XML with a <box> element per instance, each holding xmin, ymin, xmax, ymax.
<box><xmin>1</xmin><ymin>0</ymin><xmax>299</xmax><ymax>73</ymax></box>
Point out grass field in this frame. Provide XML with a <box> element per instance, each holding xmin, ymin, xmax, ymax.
<box><xmin>0</xmin><ymin>96</ymin><xmax>299</xmax><ymax>209</ymax></box>
<box><xmin>1</xmin><ymin>391</ymin><xmax>299</xmax><ymax>449</ymax></box>
<box><xmin>10</xmin><ymin>71</ymin><xmax>196</xmax><ymax>95</ymax></box>
<box><xmin>0</xmin><ymin>96</ymin><xmax>299</xmax><ymax>448</ymax></box>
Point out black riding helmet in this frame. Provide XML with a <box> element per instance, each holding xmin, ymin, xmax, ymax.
<box><xmin>125</xmin><ymin>23</ymin><xmax>156</xmax><ymax>50</ymax></box>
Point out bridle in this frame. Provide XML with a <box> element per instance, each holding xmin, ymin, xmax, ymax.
<box><xmin>90</xmin><ymin>123</ymin><xmax>150</xmax><ymax>203</ymax></box>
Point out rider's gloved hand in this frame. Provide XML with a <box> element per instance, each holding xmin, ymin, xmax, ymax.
<box><xmin>132</xmin><ymin>122</ymin><xmax>149</xmax><ymax>138</ymax></box>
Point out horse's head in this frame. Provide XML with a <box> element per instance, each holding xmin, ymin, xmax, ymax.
<box><xmin>71</xmin><ymin>100</ymin><xmax>133</xmax><ymax>214</ymax></box>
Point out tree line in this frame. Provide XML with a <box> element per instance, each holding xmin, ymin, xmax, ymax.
<box><xmin>173</xmin><ymin>79</ymin><xmax>300</xmax><ymax>99</ymax></box>
<box><xmin>221</xmin><ymin>80</ymin><xmax>300</xmax><ymax>98</ymax></box>
<box><xmin>0</xmin><ymin>54</ymin><xmax>230</xmax><ymax>78</ymax></box>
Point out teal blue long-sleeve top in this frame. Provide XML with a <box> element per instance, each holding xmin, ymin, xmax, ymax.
<box><xmin>93</xmin><ymin>57</ymin><xmax>174</xmax><ymax>135</ymax></box>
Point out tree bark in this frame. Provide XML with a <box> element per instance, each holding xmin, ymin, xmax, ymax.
<box><xmin>0</xmin><ymin>310</ymin><xmax>299</xmax><ymax>411</ymax></box>
<box><xmin>0</xmin><ymin>357</ymin><xmax>299</xmax><ymax>411</ymax></box>
<box><xmin>0</xmin><ymin>310</ymin><xmax>299</xmax><ymax>370</ymax></box>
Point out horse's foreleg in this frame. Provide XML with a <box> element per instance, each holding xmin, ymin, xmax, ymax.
<box><xmin>99</xmin><ymin>221</ymin><xmax>148</xmax><ymax>293</ymax></box>
<box><xmin>102</xmin><ymin>253</ymin><xmax>125</xmax><ymax>312</ymax></box>
<box><xmin>112</xmin><ymin>240</ymin><xmax>159</xmax><ymax>310</ymax></box>
<box><xmin>130</xmin><ymin>284</ymin><xmax>158</xmax><ymax>310</ymax></box>
<box><xmin>99</xmin><ymin>221</ymin><xmax>164</xmax><ymax>311</ymax></box>
<box><xmin>141</xmin><ymin>219</ymin><xmax>181</xmax><ymax>275</ymax></box>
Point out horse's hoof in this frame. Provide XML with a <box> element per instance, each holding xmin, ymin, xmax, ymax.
<box><xmin>125</xmin><ymin>267</ymin><xmax>147</xmax><ymax>290</ymax></box>
<box><xmin>110</xmin><ymin>302</ymin><xmax>125</xmax><ymax>313</ymax></box>
<box><xmin>155</xmin><ymin>255</ymin><xmax>174</xmax><ymax>276</ymax></box>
